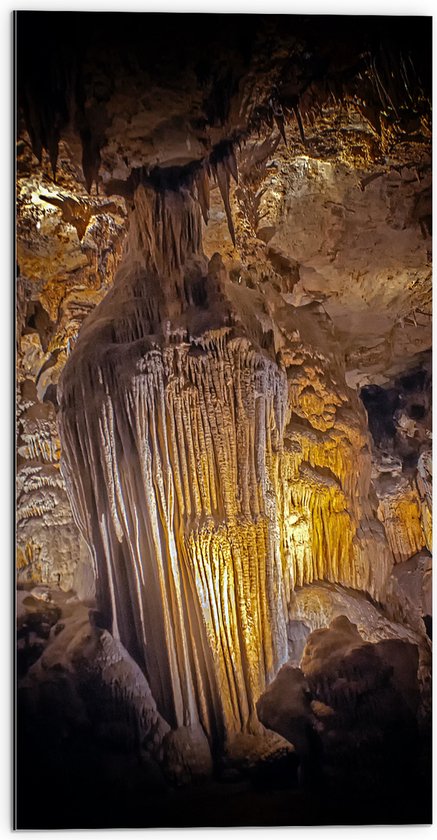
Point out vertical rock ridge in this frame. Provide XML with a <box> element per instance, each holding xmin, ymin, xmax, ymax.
<box><xmin>61</xmin><ymin>320</ymin><xmax>291</xmax><ymax>740</ymax></box>
<box><xmin>59</xmin><ymin>180</ymin><xmax>397</xmax><ymax>758</ymax></box>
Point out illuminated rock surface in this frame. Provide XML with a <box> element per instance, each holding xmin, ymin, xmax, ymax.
<box><xmin>15</xmin><ymin>12</ymin><xmax>431</xmax><ymax>828</ymax></box>
<box><xmin>376</xmin><ymin>475</ymin><xmax>425</xmax><ymax>563</ymax></box>
<box><xmin>417</xmin><ymin>451</ymin><xmax>432</xmax><ymax>552</ymax></box>
<box><xmin>57</xmin><ymin>177</ymin><xmax>407</xmax><ymax>760</ymax></box>
<box><xmin>16</xmin><ymin>138</ymin><xmax>126</xmax><ymax>592</ymax></box>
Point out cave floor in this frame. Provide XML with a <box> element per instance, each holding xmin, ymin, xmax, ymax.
<box><xmin>16</xmin><ymin>730</ymin><xmax>432</xmax><ymax>829</ymax></box>
<box><xmin>15</xmin><ymin>586</ymin><xmax>432</xmax><ymax>828</ymax></box>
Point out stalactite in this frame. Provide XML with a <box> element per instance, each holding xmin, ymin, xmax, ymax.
<box><xmin>20</xmin><ymin>428</ymin><xmax>59</xmax><ymax>463</ymax></box>
<box><xmin>293</xmin><ymin>103</ymin><xmax>306</xmax><ymax>145</ymax></box>
<box><xmin>104</xmin><ymin>140</ymin><xmax>240</xmax><ymax>254</ymax></box>
<box><xmin>209</xmin><ymin>142</ymin><xmax>239</xmax><ymax>245</ymax></box>
<box><xmin>195</xmin><ymin>164</ymin><xmax>211</xmax><ymax>224</ymax></box>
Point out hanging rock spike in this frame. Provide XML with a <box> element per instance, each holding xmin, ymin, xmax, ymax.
<box><xmin>226</xmin><ymin>146</ymin><xmax>239</xmax><ymax>184</ymax></box>
<box><xmin>196</xmin><ymin>165</ymin><xmax>210</xmax><ymax>224</ymax></box>
<box><xmin>213</xmin><ymin>157</ymin><xmax>236</xmax><ymax>246</ymax></box>
<box><xmin>293</xmin><ymin>103</ymin><xmax>306</xmax><ymax>145</ymax></box>
<box><xmin>274</xmin><ymin>113</ymin><xmax>287</xmax><ymax>147</ymax></box>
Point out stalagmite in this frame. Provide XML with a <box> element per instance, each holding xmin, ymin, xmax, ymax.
<box><xmin>59</xmin><ymin>175</ymin><xmax>397</xmax><ymax>767</ymax></box>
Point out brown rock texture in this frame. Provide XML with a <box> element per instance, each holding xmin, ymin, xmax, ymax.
<box><xmin>58</xmin><ymin>178</ymin><xmax>405</xmax><ymax>755</ymax></box>
<box><xmin>15</xmin><ymin>14</ymin><xmax>432</xmax><ymax>818</ymax></box>
<box><xmin>376</xmin><ymin>476</ymin><xmax>425</xmax><ymax>563</ymax></box>
<box><xmin>16</xmin><ymin>137</ymin><xmax>127</xmax><ymax>591</ymax></box>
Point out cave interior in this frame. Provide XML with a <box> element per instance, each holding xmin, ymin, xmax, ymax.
<box><xmin>15</xmin><ymin>11</ymin><xmax>432</xmax><ymax>829</ymax></box>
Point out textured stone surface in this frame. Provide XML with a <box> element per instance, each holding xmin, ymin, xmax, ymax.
<box><xmin>261</xmin><ymin>160</ymin><xmax>431</xmax><ymax>380</ymax></box>
<box><xmin>16</xmin><ymin>137</ymin><xmax>127</xmax><ymax>591</ymax></box>
<box><xmin>391</xmin><ymin>551</ymin><xmax>432</xmax><ymax>620</ymax></box>
<box><xmin>15</xmin><ymin>13</ymin><xmax>431</xmax><ymax>818</ymax></box>
<box><xmin>375</xmin><ymin>472</ymin><xmax>425</xmax><ymax>563</ymax></box>
<box><xmin>58</xmin><ymin>178</ymin><xmax>408</xmax><ymax>754</ymax></box>
<box><xmin>299</xmin><ymin>616</ymin><xmax>428</xmax><ymax>784</ymax></box>
<box><xmin>417</xmin><ymin>450</ymin><xmax>432</xmax><ymax>552</ymax></box>
<box><xmin>16</xmin><ymin>14</ymin><xmax>432</xmax><ymax>602</ymax></box>
<box><xmin>291</xmin><ymin>581</ymin><xmax>426</xmax><ymax>647</ymax></box>
<box><xmin>256</xmin><ymin>664</ymin><xmax>313</xmax><ymax>759</ymax></box>
<box><xmin>225</xmin><ymin>729</ymin><xmax>298</xmax><ymax>789</ymax></box>
<box><xmin>19</xmin><ymin>589</ymin><xmax>170</xmax><ymax>759</ymax></box>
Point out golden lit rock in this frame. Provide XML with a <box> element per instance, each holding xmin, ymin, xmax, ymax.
<box><xmin>15</xmin><ymin>13</ymin><xmax>432</xmax><ymax>825</ymax></box>
<box><xmin>417</xmin><ymin>451</ymin><xmax>432</xmax><ymax>552</ymax></box>
<box><xmin>376</xmin><ymin>477</ymin><xmax>425</xmax><ymax>563</ymax></box>
<box><xmin>58</xmin><ymin>181</ymin><xmax>400</xmax><ymax>753</ymax></box>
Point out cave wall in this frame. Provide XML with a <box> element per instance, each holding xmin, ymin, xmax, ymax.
<box><xmin>16</xmin><ymin>11</ymin><xmax>432</xmax><ymax>772</ymax></box>
<box><xmin>16</xmin><ymin>139</ymin><xmax>127</xmax><ymax>592</ymax></box>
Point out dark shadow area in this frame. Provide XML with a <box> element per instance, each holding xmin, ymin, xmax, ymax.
<box><xmin>15</xmin><ymin>717</ymin><xmax>432</xmax><ymax>828</ymax></box>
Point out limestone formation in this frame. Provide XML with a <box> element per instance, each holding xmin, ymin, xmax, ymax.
<box><xmin>18</xmin><ymin>590</ymin><xmax>170</xmax><ymax>763</ymax></box>
<box><xmin>417</xmin><ymin>451</ymin><xmax>432</xmax><ymax>552</ymax></box>
<box><xmin>58</xmin><ymin>177</ymin><xmax>400</xmax><ymax>756</ymax></box>
<box><xmin>16</xmin><ymin>137</ymin><xmax>127</xmax><ymax>591</ymax></box>
<box><xmin>15</xmin><ymin>12</ymin><xmax>432</xmax><ymax>827</ymax></box>
<box><xmin>375</xmin><ymin>474</ymin><xmax>426</xmax><ymax>563</ymax></box>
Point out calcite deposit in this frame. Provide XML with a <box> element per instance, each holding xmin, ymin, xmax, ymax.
<box><xmin>57</xmin><ymin>172</ymin><xmax>418</xmax><ymax>760</ymax></box>
<box><xmin>16</xmin><ymin>136</ymin><xmax>127</xmax><ymax>593</ymax></box>
<box><xmin>16</xmin><ymin>11</ymin><xmax>431</xmax><ymax>829</ymax></box>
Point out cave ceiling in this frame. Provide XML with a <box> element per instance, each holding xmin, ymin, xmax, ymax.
<box><xmin>17</xmin><ymin>13</ymin><xmax>431</xmax><ymax>386</ymax></box>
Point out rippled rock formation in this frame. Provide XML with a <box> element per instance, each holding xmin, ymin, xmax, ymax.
<box><xmin>15</xmin><ymin>11</ymin><xmax>432</xmax><ymax>828</ymax></box>
<box><xmin>58</xmin><ymin>178</ymin><xmax>402</xmax><ymax>764</ymax></box>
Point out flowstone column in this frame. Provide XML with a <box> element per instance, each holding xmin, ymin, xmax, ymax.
<box><xmin>59</xmin><ymin>178</ymin><xmax>397</xmax><ymax>770</ymax></box>
<box><xmin>59</xmin><ymin>183</ymin><xmax>290</xmax><ymax>760</ymax></box>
